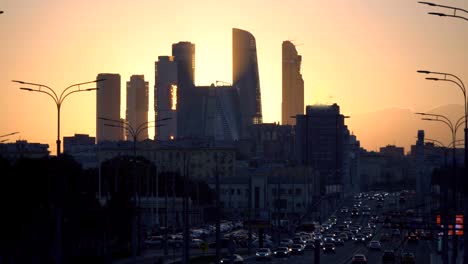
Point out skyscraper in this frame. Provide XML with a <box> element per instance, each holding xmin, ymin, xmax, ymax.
<box><xmin>232</xmin><ymin>28</ymin><xmax>262</xmax><ymax>138</ymax></box>
<box><xmin>126</xmin><ymin>75</ymin><xmax>149</xmax><ymax>141</ymax></box>
<box><xmin>172</xmin><ymin>41</ymin><xmax>204</xmax><ymax>139</ymax></box>
<box><xmin>155</xmin><ymin>56</ymin><xmax>178</xmax><ymax>140</ymax></box>
<box><xmin>96</xmin><ymin>73</ymin><xmax>123</xmax><ymax>142</ymax></box>
<box><xmin>282</xmin><ymin>40</ymin><xmax>304</xmax><ymax>125</ymax></box>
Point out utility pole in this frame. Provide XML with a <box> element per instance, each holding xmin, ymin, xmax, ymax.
<box><xmin>215</xmin><ymin>154</ymin><xmax>221</xmax><ymax>264</ymax></box>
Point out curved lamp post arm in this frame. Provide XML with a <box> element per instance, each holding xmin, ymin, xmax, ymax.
<box><xmin>20</xmin><ymin>88</ymin><xmax>59</xmax><ymax>106</ymax></box>
<box><xmin>135</xmin><ymin>124</ymin><xmax>166</xmax><ymax>139</ymax></box>
<box><xmin>0</xmin><ymin>132</ymin><xmax>19</xmax><ymax>138</ymax></box>
<box><xmin>135</xmin><ymin>117</ymin><xmax>173</xmax><ymax>136</ymax></box>
<box><xmin>59</xmin><ymin>79</ymin><xmax>103</xmax><ymax>104</ymax></box>
<box><xmin>99</xmin><ymin>117</ymin><xmax>135</xmax><ymax>136</ymax></box>
<box><xmin>59</xmin><ymin>88</ymin><xmax>97</xmax><ymax>107</ymax></box>
<box><xmin>416</xmin><ymin>113</ymin><xmax>455</xmax><ymax>132</ymax></box>
<box><xmin>421</xmin><ymin>117</ymin><xmax>455</xmax><ymax>137</ymax></box>
<box><xmin>455</xmin><ymin>118</ymin><xmax>466</xmax><ymax>134</ymax></box>
<box><xmin>13</xmin><ymin>80</ymin><xmax>59</xmax><ymax>102</ymax></box>
<box><xmin>104</xmin><ymin>123</ymin><xmax>136</xmax><ymax>138</ymax></box>
<box><xmin>425</xmin><ymin>138</ymin><xmax>447</xmax><ymax>148</ymax></box>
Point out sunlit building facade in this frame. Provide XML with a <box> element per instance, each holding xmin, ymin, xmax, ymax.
<box><xmin>232</xmin><ymin>28</ymin><xmax>262</xmax><ymax>138</ymax></box>
<box><xmin>126</xmin><ymin>75</ymin><xmax>149</xmax><ymax>141</ymax></box>
<box><xmin>282</xmin><ymin>41</ymin><xmax>304</xmax><ymax>126</ymax></box>
<box><xmin>155</xmin><ymin>56</ymin><xmax>178</xmax><ymax>140</ymax></box>
<box><xmin>96</xmin><ymin>73</ymin><xmax>124</xmax><ymax>142</ymax></box>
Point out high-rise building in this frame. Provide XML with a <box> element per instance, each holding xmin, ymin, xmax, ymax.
<box><xmin>282</xmin><ymin>41</ymin><xmax>304</xmax><ymax>125</ymax></box>
<box><xmin>96</xmin><ymin>73</ymin><xmax>123</xmax><ymax>142</ymax></box>
<box><xmin>172</xmin><ymin>41</ymin><xmax>203</xmax><ymax>139</ymax></box>
<box><xmin>296</xmin><ymin>104</ymin><xmax>349</xmax><ymax>195</ymax></box>
<box><xmin>232</xmin><ymin>28</ymin><xmax>262</xmax><ymax>138</ymax></box>
<box><xmin>126</xmin><ymin>75</ymin><xmax>149</xmax><ymax>141</ymax></box>
<box><xmin>155</xmin><ymin>56</ymin><xmax>178</xmax><ymax>140</ymax></box>
<box><xmin>203</xmin><ymin>84</ymin><xmax>241</xmax><ymax>141</ymax></box>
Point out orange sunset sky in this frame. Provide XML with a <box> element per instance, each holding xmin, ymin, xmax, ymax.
<box><xmin>1</xmin><ymin>0</ymin><xmax>467</xmax><ymax>154</ymax></box>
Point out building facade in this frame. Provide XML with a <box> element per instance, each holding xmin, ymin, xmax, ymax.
<box><xmin>0</xmin><ymin>140</ymin><xmax>49</xmax><ymax>161</ymax></box>
<box><xmin>63</xmin><ymin>134</ymin><xmax>97</xmax><ymax>169</ymax></box>
<box><xmin>126</xmin><ymin>75</ymin><xmax>149</xmax><ymax>141</ymax></box>
<box><xmin>96</xmin><ymin>73</ymin><xmax>123</xmax><ymax>142</ymax></box>
<box><xmin>295</xmin><ymin>104</ymin><xmax>349</xmax><ymax>195</ymax></box>
<box><xmin>233</xmin><ymin>28</ymin><xmax>263</xmax><ymax>138</ymax></box>
<box><xmin>155</xmin><ymin>56</ymin><xmax>178</xmax><ymax>140</ymax></box>
<box><xmin>282</xmin><ymin>41</ymin><xmax>304</xmax><ymax>126</ymax></box>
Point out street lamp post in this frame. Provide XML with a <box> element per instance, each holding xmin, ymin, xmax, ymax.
<box><xmin>99</xmin><ymin>117</ymin><xmax>170</xmax><ymax>260</ymax></box>
<box><xmin>417</xmin><ymin>112</ymin><xmax>465</xmax><ymax>264</ymax></box>
<box><xmin>14</xmin><ymin>79</ymin><xmax>103</xmax><ymax>156</ymax></box>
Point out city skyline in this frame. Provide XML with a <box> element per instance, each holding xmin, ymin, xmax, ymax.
<box><xmin>1</xmin><ymin>0</ymin><xmax>467</xmax><ymax>153</ymax></box>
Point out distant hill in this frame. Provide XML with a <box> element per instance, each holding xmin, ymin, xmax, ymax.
<box><xmin>347</xmin><ymin>104</ymin><xmax>464</xmax><ymax>152</ymax></box>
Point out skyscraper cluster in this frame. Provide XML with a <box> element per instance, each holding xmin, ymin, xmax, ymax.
<box><xmin>154</xmin><ymin>28</ymin><xmax>263</xmax><ymax>141</ymax></box>
<box><xmin>96</xmin><ymin>28</ymin><xmax>306</xmax><ymax>144</ymax></box>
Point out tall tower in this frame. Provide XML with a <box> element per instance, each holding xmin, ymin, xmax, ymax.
<box><xmin>282</xmin><ymin>40</ymin><xmax>304</xmax><ymax>125</ymax></box>
<box><xmin>232</xmin><ymin>28</ymin><xmax>262</xmax><ymax>138</ymax></box>
<box><xmin>126</xmin><ymin>75</ymin><xmax>149</xmax><ymax>141</ymax></box>
<box><xmin>172</xmin><ymin>41</ymin><xmax>199</xmax><ymax>138</ymax></box>
<box><xmin>155</xmin><ymin>56</ymin><xmax>178</xmax><ymax>140</ymax></box>
<box><xmin>96</xmin><ymin>73</ymin><xmax>123</xmax><ymax>142</ymax></box>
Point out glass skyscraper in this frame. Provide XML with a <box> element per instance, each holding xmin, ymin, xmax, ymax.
<box><xmin>232</xmin><ymin>28</ymin><xmax>262</xmax><ymax>138</ymax></box>
<box><xmin>282</xmin><ymin>40</ymin><xmax>304</xmax><ymax>126</ymax></box>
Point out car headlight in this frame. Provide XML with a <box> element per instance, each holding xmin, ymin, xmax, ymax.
<box><xmin>256</xmin><ymin>253</ymin><xmax>260</xmax><ymax>256</ymax></box>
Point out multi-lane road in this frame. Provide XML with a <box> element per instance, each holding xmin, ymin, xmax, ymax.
<box><xmin>244</xmin><ymin>191</ymin><xmax>434</xmax><ymax>264</ymax></box>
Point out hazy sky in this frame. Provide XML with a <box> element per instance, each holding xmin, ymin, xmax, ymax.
<box><xmin>1</xmin><ymin>0</ymin><xmax>467</xmax><ymax>154</ymax></box>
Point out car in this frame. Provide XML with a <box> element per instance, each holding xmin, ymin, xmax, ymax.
<box><xmin>334</xmin><ymin>237</ymin><xmax>344</xmax><ymax>246</ymax></box>
<box><xmin>351</xmin><ymin>254</ymin><xmax>368</xmax><ymax>264</ymax></box>
<box><xmin>380</xmin><ymin>233</ymin><xmax>391</xmax><ymax>242</ymax></box>
<box><xmin>368</xmin><ymin>240</ymin><xmax>381</xmax><ymax>250</ymax></box>
<box><xmin>255</xmin><ymin>248</ymin><xmax>272</xmax><ymax>261</ymax></box>
<box><xmin>401</xmin><ymin>252</ymin><xmax>416</xmax><ymax>264</ymax></box>
<box><xmin>382</xmin><ymin>250</ymin><xmax>396</xmax><ymax>263</ymax></box>
<box><xmin>344</xmin><ymin>218</ymin><xmax>353</xmax><ymax>225</ymax></box>
<box><xmin>392</xmin><ymin>229</ymin><xmax>401</xmax><ymax>237</ymax></box>
<box><xmin>144</xmin><ymin>236</ymin><xmax>163</xmax><ymax>248</ymax></box>
<box><xmin>279</xmin><ymin>239</ymin><xmax>293</xmax><ymax>247</ymax></box>
<box><xmin>407</xmin><ymin>232</ymin><xmax>419</xmax><ymax>243</ymax></box>
<box><xmin>273</xmin><ymin>247</ymin><xmax>289</xmax><ymax>258</ymax></box>
<box><xmin>341</xmin><ymin>207</ymin><xmax>349</xmax><ymax>213</ymax></box>
<box><xmin>190</xmin><ymin>238</ymin><xmax>204</xmax><ymax>248</ymax></box>
<box><xmin>351</xmin><ymin>209</ymin><xmax>360</xmax><ymax>217</ymax></box>
<box><xmin>362</xmin><ymin>231</ymin><xmax>373</xmax><ymax>240</ymax></box>
<box><xmin>304</xmin><ymin>240</ymin><xmax>315</xmax><ymax>251</ymax></box>
<box><xmin>314</xmin><ymin>237</ymin><xmax>323</xmax><ymax>246</ymax></box>
<box><xmin>323</xmin><ymin>236</ymin><xmax>335</xmax><ymax>244</ymax></box>
<box><xmin>368</xmin><ymin>222</ymin><xmax>377</xmax><ymax>229</ymax></box>
<box><xmin>322</xmin><ymin>243</ymin><xmax>336</xmax><ymax>254</ymax></box>
<box><xmin>353</xmin><ymin>234</ymin><xmax>366</xmax><ymax>243</ymax></box>
<box><xmin>252</xmin><ymin>239</ymin><xmax>274</xmax><ymax>248</ymax></box>
<box><xmin>420</xmin><ymin>230</ymin><xmax>433</xmax><ymax>240</ymax></box>
<box><xmin>293</xmin><ymin>237</ymin><xmax>306</xmax><ymax>245</ymax></box>
<box><xmin>340</xmin><ymin>233</ymin><xmax>349</xmax><ymax>241</ymax></box>
<box><xmin>220</xmin><ymin>254</ymin><xmax>244</xmax><ymax>264</ymax></box>
<box><xmin>290</xmin><ymin>243</ymin><xmax>305</xmax><ymax>255</ymax></box>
